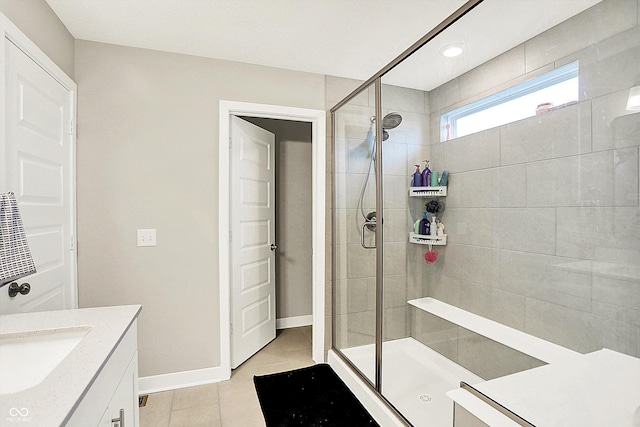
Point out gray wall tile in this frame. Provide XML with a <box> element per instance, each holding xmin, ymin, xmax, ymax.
<box><xmin>382</xmin><ymin>84</ymin><xmax>427</xmax><ymax>114</ymax></box>
<box><xmin>526</xmin><ymin>157</ymin><xmax>581</xmax><ymax>207</ymax></box>
<box><xmin>443</xmin><ymin>128</ymin><xmax>501</xmax><ymax>173</ymax></box>
<box><xmin>577</xmin><ymin>29</ymin><xmax>640</xmax><ymax>101</ymax></box>
<box><xmin>500</xmin><ymin>102</ymin><xmax>591</xmax><ymax>166</ymax></box>
<box><xmin>457</xmin><ymin>328</ymin><xmax>545</xmax><ymax>380</ymax></box>
<box><xmin>411</xmin><ymin>309</ymin><xmax>458</xmax><ymax>362</ymax></box>
<box><xmin>445</xmin><ymin>208</ymin><xmax>497</xmax><ymax>247</ymax></box>
<box><xmin>524</xmin><ymin>298</ymin><xmax>596</xmax><ymax>353</ymax></box>
<box><xmin>498</xmin><ymin>251</ymin><xmax>593</xmax><ymax>312</ymax></box>
<box><xmin>443</xmin><ymin>244</ymin><xmax>499</xmax><ymax>287</ymax></box>
<box><xmin>497</xmin><ymin>208</ymin><xmax>556</xmax><ymax>255</ymax></box>
<box><xmin>592</xmin><ymin>89</ymin><xmax>640</xmax><ymax>152</ymax></box>
<box><xmin>459</xmin><ymin>46</ymin><xmax>525</xmax><ymax>102</ymax></box>
<box><xmin>525</xmin><ymin>0</ymin><xmax>636</xmax><ymax>72</ymax></box>
<box><xmin>557</xmin><ymin>207</ymin><xmax>640</xmax><ymax>265</ymax></box>
<box><xmin>459</xmin><ymin>281</ymin><xmax>526</xmax><ymax>330</ymax></box>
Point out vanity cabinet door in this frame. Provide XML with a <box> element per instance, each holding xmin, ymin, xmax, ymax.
<box><xmin>107</xmin><ymin>351</ymin><xmax>139</xmax><ymax>427</ymax></box>
<box><xmin>97</xmin><ymin>408</ymin><xmax>111</xmax><ymax>427</ymax></box>
<box><xmin>66</xmin><ymin>322</ymin><xmax>138</xmax><ymax>426</ymax></box>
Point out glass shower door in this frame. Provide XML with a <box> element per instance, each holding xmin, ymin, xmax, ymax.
<box><xmin>332</xmin><ymin>83</ymin><xmax>378</xmax><ymax>385</ymax></box>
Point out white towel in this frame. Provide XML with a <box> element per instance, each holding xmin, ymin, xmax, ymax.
<box><xmin>0</xmin><ymin>192</ymin><xmax>36</xmax><ymax>286</ymax></box>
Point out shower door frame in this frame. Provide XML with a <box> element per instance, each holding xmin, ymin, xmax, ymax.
<box><xmin>329</xmin><ymin>0</ymin><xmax>485</xmax><ymax>421</ymax></box>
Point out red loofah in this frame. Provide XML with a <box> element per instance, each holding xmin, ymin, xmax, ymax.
<box><xmin>424</xmin><ymin>250</ymin><xmax>438</xmax><ymax>264</ymax></box>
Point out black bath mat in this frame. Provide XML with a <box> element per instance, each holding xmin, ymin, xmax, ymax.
<box><xmin>254</xmin><ymin>363</ymin><xmax>379</xmax><ymax>426</ymax></box>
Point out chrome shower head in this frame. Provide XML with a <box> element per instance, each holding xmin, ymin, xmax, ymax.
<box><xmin>369</xmin><ymin>112</ymin><xmax>403</xmax><ymax>132</ymax></box>
<box><xmin>382</xmin><ymin>112</ymin><xmax>402</xmax><ymax>130</ymax></box>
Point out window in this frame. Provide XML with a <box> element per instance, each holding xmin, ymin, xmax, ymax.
<box><xmin>441</xmin><ymin>61</ymin><xmax>579</xmax><ymax>141</ymax></box>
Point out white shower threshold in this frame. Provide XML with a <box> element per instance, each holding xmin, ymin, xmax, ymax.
<box><xmin>329</xmin><ymin>337</ymin><xmax>484</xmax><ymax>427</ymax></box>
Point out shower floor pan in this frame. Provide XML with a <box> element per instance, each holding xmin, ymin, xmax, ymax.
<box><xmin>342</xmin><ymin>338</ymin><xmax>483</xmax><ymax>427</ymax></box>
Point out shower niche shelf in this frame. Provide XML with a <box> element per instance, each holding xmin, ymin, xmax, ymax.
<box><xmin>409</xmin><ymin>232</ymin><xmax>447</xmax><ymax>245</ymax></box>
<box><xmin>409</xmin><ymin>186</ymin><xmax>447</xmax><ymax>197</ymax></box>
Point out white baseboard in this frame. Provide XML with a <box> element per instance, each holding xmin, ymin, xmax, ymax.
<box><xmin>328</xmin><ymin>350</ymin><xmax>406</xmax><ymax>427</ymax></box>
<box><xmin>139</xmin><ymin>365</ymin><xmax>229</xmax><ymax>394</ymax></box>
<box><xmin>276</xmin><ymin>314</ymin><xmax>312</xmax><ymax>329</ymax></box>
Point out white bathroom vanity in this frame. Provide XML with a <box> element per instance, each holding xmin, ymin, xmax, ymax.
<box><xmin>0</xmin><ymin>305</ymin><xmax>141</xmax><ymax>426</ymax></box>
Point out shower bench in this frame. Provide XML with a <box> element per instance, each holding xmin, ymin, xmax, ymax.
<box><xmin>408</xmin><ymin>297</ymin><xmax>580</xmax><ymax>365</ymax></box>
<box><xmin>408</xmin><ymin>297</ymin><xmax>640</xmax><ymax>426</ymax></box>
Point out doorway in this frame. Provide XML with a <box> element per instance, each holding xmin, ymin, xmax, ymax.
<box><xmin>241</xmin><ymin>117</ymin><xmax>314</xmax><ymax>326</ymax></box>
<box><xmin>218</xmin><ymin>101</ymin><xmax>326</xmax><ymax>379</ymax></box>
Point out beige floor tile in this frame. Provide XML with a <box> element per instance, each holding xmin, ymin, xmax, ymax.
<box><xmin>276</xmin><ymin>328</ymin><xmax>312</xmax><ymax>352</ymax></box>
<box><xmin>218</xmin><ymin>376</ymin><xmax>258</xmax><ymax>401</ymax></box>
<box><xmin>172</xmin><ymin>383</ymin><xmax>219</xmax><ymax>411</ymax></box>
<box><xmin>283</xmin><ymin>345</ymin><xmax>313</xmax><ymax>362</ymax></box>
<box><xmin>300</xmin><ymin>325</ymin><xmax>313</xmax><ymax>342</ymax></box>
<box><xmin>220</xmin><ymin>408</ymin><xmax>266</xmax><ymax>427</ymax></box>
<box><xmin>232</xmin><ymin>348</ymin><xmax>289</xmax><ymax>377</ymax></box>
<box><xmin>169</xmin><ymin>404</ymin><xmax>221</xmax><ymax>427</ymax></box>
<box><xmin>219</xmin><ymin>390</ymin><xmax>264</xmax><ymax>427</ymax></box>
<box><xmin>139</xmin><ymin>390</ymin><xmax>173</xmax><ymax>427</ymax></box>
<box><xmin>259</xmin><ymin>337</ymin><xmax>284</xmax><ymax>355</ymax></box>
<box><xmin>139</xmin><ymin>327</ymin><xmax>314</xmax><ymax>427</ymax></box>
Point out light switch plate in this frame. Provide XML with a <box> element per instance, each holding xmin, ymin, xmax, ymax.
<box><xmin>137</xmin><ymin>229</ymin><xmax>156</xmax><ymax>247</ymax></box>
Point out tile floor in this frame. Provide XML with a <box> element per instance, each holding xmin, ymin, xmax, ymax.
<box><xmin>139</xmin><ymin>326</ymin><xmax>315</xmax><ymax>427</ymax></box>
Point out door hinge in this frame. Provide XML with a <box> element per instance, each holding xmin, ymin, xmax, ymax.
<box><xmin>69</xmin><ymin>234</ymin><xmax>75</xmax><ymax>251</ymax></box>
<box><xmin>69</xmin><ymin>120</ymin><xmax>75</xmax><ymax>135</ymax></box>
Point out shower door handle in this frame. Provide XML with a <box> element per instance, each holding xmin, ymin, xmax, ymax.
<box><xmin>361</xmin><ymin>221</ymin><xmax>376</xmax><ymax>249</ymax></box>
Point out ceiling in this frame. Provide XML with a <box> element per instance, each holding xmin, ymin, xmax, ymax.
<box><xmin>45</xmin><ymin>0</ymin><xmax>601</xmax><ymax>91</ymax></box>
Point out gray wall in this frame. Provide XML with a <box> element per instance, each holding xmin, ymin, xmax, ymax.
<box><xmin>242</xmin><ymin>117</ymin><xmax>313</xmax><ymax>320</ymax></box>
<box><xmin>332</xmin><ymin>83</ymin><xmax>431</xmax><ymax>349</ymax></box>
<box><xmin>0</xmin><ymin>0</ymin><xmax>75</xmax><ymax>79</ymax></box>
<box><xmin>417</xmin><ymin>0</ymin><xmax>640</xmax><ymax>375</ymax></box>
<box><xmin>75</xmin><ymin>40</ymin><xmax>325</xmax><ymax>377</ymax></box>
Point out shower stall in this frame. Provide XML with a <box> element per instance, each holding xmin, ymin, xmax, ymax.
<box><xmin>330</xmin><ymin>0</ymin><xmax>640</xmax><ymax>425</ymax></box>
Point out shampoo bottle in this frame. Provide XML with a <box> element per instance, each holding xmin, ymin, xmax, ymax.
<box><xmin>413</xmin><ymin>218</ymin><xmax>420</xmax><ymax>234</ymax></box>
<box><xmin>412</xmin><ymin>165</ymin><xmax>422</xmax><ymax>187</ymax></box>
<box><xmin>431</xmin><ymin>170</ymin><xmax>439</xmax><ymax>186</ymax></box>
<box><xmin>439</xmin><ymin>170</ymin><xmax>449</xmax><ymax>186</ymax></box>
<box><xmin>421</xmin><ymin>161</ymin><xmax>431</xmax><ymax>187</ymax></box>
<box><xmin>430</xmin><ymin>216</ymin><xmax>437</xmax><ymax>236</ymax></box>
<box><xmin>419</xmin><ymin>211</ymin><xmax>430</xmax><ymax>235</ymax></box>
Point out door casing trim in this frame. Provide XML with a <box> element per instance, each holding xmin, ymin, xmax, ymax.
<box><xmin>219</xmin><ymin>100</ymin><xmax>326</xmax><ymax>378</ymax></box>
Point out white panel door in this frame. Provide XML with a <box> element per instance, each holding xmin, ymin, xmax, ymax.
<box><xmin>230</xmin><ymin>116</ymin><xmax>276</xmax><ymax>369</ymax></box>
<box><xmin>0</xmin><ymin>39</ymin><xmax>75</xmax><ymax>313</ymax></box>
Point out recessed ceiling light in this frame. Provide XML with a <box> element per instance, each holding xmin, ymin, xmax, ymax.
<box><xmin>441</xmin><ymin>45</ymin><xmax>463</xmax><ymax>58</ymax></box>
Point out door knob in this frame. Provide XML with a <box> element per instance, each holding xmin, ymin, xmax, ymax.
<box><xmin>270</xmin><ymin>244</ymin><xmax>278</xmax><ymax>251</ymax></box>
<box><xmin>8</xmin><ymin>282</ymin><xmax>30</xmax><ymax>297</ymax></box>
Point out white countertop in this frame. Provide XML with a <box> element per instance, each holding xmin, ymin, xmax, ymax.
<box><xmin>472</xmin><ymin>349</ymin><xmax>640</xmax><ymax>426</ymax></box>
<box><xmin>448</xmin><ymin>349</ymin><xmax>640</xmax><ymax>427</ymax></box>
<box><xmin>0</xmin><ymin>305</ymin><xmax>141</xmax><ymax>427</ymax></box>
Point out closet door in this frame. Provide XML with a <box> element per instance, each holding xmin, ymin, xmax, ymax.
<box><xmin>0</xmin><ymin>37</ymin><xmax>76</xmax><ymax>314</ymax></box>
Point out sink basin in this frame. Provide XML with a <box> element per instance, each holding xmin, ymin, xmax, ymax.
<box><xmin>0</xmin><ymin>326</ymin><xmax>91</xmax><ymax>394</ymax></box>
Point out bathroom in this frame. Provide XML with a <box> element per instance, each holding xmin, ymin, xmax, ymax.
<box><xmin>0</xmin><ymin>0</ymin><xmax>638</xmax><ymax>425</ymax></box>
